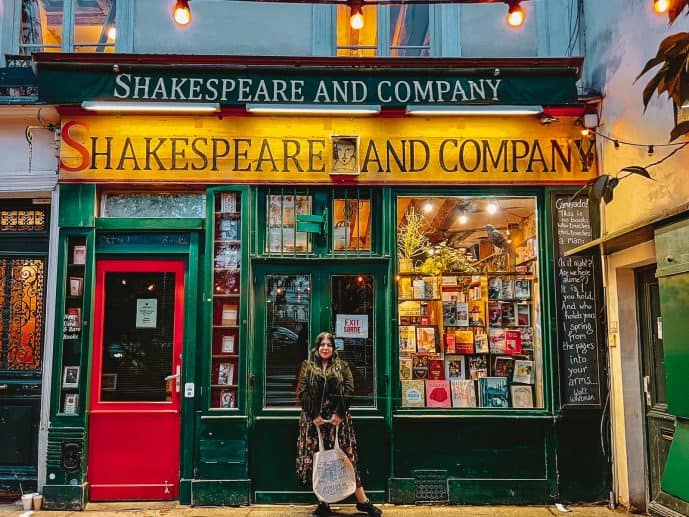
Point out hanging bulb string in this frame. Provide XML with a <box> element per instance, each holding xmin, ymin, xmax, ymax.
<box><xmin>643</xmin><ymin>141</ymin><xmax>689</xmax><ymax>169</ymax></box>
<box><xmin>589</xmin><ymin>128</ymin><xmax>687</xmax><ymax>149</ymax></box>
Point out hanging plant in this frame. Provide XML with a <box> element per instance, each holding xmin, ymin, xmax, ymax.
<box><xmin>397</xmin><ymin>207</ymin><xmax>430</xmax><ymax>261</ymax></box>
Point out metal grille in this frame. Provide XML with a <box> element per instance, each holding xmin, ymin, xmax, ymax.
<box><xmin>414</xmin><ymin>470</ymin><xmax>448</xmax><ymax>504</ymax></box>
<box><xmin>0</xmin><ymin>208</ymin><xmax>47</xmax><ymax>232</ymax></box>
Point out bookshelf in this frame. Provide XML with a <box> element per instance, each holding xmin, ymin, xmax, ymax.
<box><xmin>210</xmin><ymin>191</ymin><xmax>242</xmax><ymax>410</ymax></box>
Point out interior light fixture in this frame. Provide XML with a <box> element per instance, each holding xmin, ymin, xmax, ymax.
<box><xmin>81</xmin><ymin>101</ymin><xmax>220</xmax><ymax>113</ymax></box>
<box><xmin>107</xmin><ymin>26</ymin><xmax>117</xmax><ymax>40</ymax></box>
<box><xmin>406</xmin><ymin>105</ymin><xmax>543</xmax><ymax>116</ymax></box>
<box><xmin>654</xmin><ymin>0</ymin><xmax>670</xmax><ymax>14</ymax></box>
<box><xmin>423</xmin><ymin>200</ymin><xmax>434</xmax><ymax>213</ymax></box>
<box><xmin>174</xmin><ymin>0</ymin><xmax>191</xmax><ymax>26</ymax></box>
<box><xmin>506</xmin><ymin>1</ymin><xmax>525</xmax><ymax>28</ymax></box>
<box><xmin>458</xmin><ymin>213</ymin><xmax>468</xmax><ymax>225</ymax></box>
<box><xmin>350</xmin><ymin>1</ymin><xmax>365</xmax><ymax>30</ymax></box>
<box><xmin>245</xmin><ymin>103</ymin><xmax>381</xmax><ymax>115</ymax></box>
<box><xmin>487</xmin><ymin>202</ymin><xmax>498</xmax><ymax>215</ymax></box>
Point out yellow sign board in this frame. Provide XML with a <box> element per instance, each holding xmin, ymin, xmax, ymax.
<box><xmin>59</xmin><ymin>115</ymin><xmax>596</xmax><ymax>184</ymax></box>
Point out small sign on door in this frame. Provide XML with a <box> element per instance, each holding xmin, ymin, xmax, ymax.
<box><xmin>335</xmin><ymin>314</ymin><xmax>368</xmax><ymax>339</ymax></box>
<box><xmin>136</xmin><ymin>298</ymin><xmax>158</xmax><ymax>328</ymax></box>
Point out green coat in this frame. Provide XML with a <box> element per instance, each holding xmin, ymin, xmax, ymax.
<box><xmin>296</xmin><ymin>349</ymin><xmax>354</xmax><ymax>419</ymax></box>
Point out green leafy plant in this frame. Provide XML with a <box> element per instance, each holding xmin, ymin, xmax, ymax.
<box><xmin>420</xmin><ymin>242</ymin><xmax>477</xmax><ymax>275</ymax></box>
<box><xmin>397</xmin><ymin>208</ymin><xmax>429</xmax><ymax>260</ymax></box>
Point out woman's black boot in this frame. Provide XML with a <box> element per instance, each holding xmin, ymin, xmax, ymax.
<box><xmin>312</xmin><ymin>501</ymin><xmax>332</xmax><ymax>516</ymax></box>
<box><xmin>356</xmin><ymin>499</ymin><xmax>382</xmax><ymax>516</ymax></box>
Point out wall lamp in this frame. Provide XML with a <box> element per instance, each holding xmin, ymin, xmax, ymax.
<box><xmin>246</xmin><ymin>103</ymin><xmax>381</xmax><ymax>115</ymax></box>
<box><xmin>81</xmin><ymin>101</ymin><xmax>220</xmax><ymax>113</ymax></box>
<box><xmin>406</xmin><ymin>105</ymin><xmax>543</xmax><ymax>116</ymax></box>
<box><xmin>174</xmin><ymin>0</ymin><xmax>191</xmax><ymax>26</ymax></box>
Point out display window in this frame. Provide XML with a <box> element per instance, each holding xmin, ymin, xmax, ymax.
<box><xmin>396</xmin><ymin>196</ymin><xmax>543</xmax><ymax>410</ymax></box>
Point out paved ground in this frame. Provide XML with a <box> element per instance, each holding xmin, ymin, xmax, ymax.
<box><xmin>0</xmin><ymin>502</ymin><xmax>634</xmax><ymax>517</ymax></box>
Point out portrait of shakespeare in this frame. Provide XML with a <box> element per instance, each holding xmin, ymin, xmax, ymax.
<box><xmin>331</xmin><ymin>136</ymin><xmax>359</xmax><ymax>175</ymax></box>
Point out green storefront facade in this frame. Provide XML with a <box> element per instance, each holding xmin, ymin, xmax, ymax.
<box><xmin>34</xmin><ymin>54</ymin><xmax>610</xmax><ymax>509</ymax></box>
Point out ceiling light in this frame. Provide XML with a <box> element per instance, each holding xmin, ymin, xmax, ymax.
<box><xmin>406</xmin><ymin>105</ymin><xmax>543</xmax><ymax>116</ymax></box>
<box><xmin>81</xmin><ymin>101</ymin><xmax>220</xmax><ymax>113</ymax></box>
<box><xmin>246</xmin><ymin>103</ymin><xmax>381</xmax><ymax>115</ymax></box>
<box><xmin>487</xmin><ymin>202</ymin><xmax>498</xmax><ymax>215</ymax></box>
<box><xmin>654</xmin><ymin>0</ymin><xmax>670</xmax><ymax>14</ymax></box>
<box><xmin>350</xmin><ymin>2</ymin><xmax>365</xmax><ymax>30</ymax></box>
<box><xmin>507</xmin><ymin>2</ymin><xmax>525</xmax><ymax>28</ymax></box>
<box><xmin>107</xmin><ymin>26</ymin><xmax>117</xmax><ymax>40</ymax></box>
<box><xmin>423</xmin><ymin>200</ymin><xmax>433</xmax><ymax>213</ymax></box>
<box><xmin>458</xmin><ymin>213</ymin><xmax>468</xmax><ymax>225</ymax></box>
<box><xmin>174</xmin><ymin>0</ymin><xmax>191</xmax><ymax>26</ymax></box>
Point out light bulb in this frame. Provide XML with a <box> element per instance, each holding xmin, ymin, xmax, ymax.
<box><xmin>423</xmin><ymin>200</ymin><xmax>433</xmax><ymax>213</ymax></box>
<box><xmin>654</xmin><ymin>0</ymin><xmax>670</xmax><ymax>14</ymax></box>
<box><xmin>507</xmin><ymin>2</ymin><xmax>524</xmax><ymax>27</ymax></box>
<box><xmin>458</xmin><ymin>214</ymin><xmax>468</xmax><ymax>225</ymax></box>
<box><xmin>487</xmin><ymin>202</ymin><xmax>498</xmax><ymax>215</ymax></box>
<box><xmin>174</xmin><ymin>0</ymin><xmax>191</xmax><ymax>26</ymax></box>
<box><xmin>581</xmin><ymin>128</ymin><xmax>590</xmax><ymax>137</ymax></box>
<box><xmin>107</xmin><ymin>26</ymin><xmax>117</xmax><ymax>40</ymax></box>
<box><xmin>350</xmin><ymin>6</ymin><xmax>364</xmax><ymax>30</ymax></box>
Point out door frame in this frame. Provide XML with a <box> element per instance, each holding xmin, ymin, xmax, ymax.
<box><xmin>249</xmin><ymin>261</ymin><xmax>389</xmax><ymax>503</ymax></box>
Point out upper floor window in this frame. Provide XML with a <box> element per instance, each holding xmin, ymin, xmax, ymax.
<box><xmin>20</xmin><ymin>0</ymin><xmax>116</xmax><ymax>54</ymax></box>
<box><xmin>336</xmin><ymin>4</ymin><xmax>431</xmax><ymax>57</ymax></box>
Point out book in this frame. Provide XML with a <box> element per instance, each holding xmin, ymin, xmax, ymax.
<box><xmin>218</xmin><ymin>362</ymin><xmax>234</xmax><ymax>385</ymax></box>
<box><xmin>221</xmin><ymin>303</ymin><xmax>238</xmax><ymax>325</ymax></box>
<box><xmin>488</xmin><ymin>277</ymin><xmax>502</xmax><ymax>300</ymax></box>
<box><xmin>514</xmin><ymin>278</ymin><xmax>531</xmax><ymax>300</ymax></box>
<box><xmin>513</xmin><ymin>359</ymin><xmax>535</xmax><ymax>384</ymax></box>
<box><xmin>218</xmin><ymin>216</ymin><xmax>239</xmax><ymax>240</ymax></box>
<box><xmin>467</xmin><ymin>355</ymin><xmax>488</xmax><ymax>380</ymax></box>
<box><xmin>219</xmin><ymin>389</ymin><xmax>236</xmax><ymax>408</ymax></box>
<box><xmin>441</xmin><ymin>275</ymin><xmax>457</xmax><ymax>287</ymax></box>
<box><xmin>412</xmin><ymin>354</ymin><xmax>430</xmax><ymax>379</ymax></box>
<box><xmin>501</xmin><ymin>302</ymin><xmax>516</xmax><ymax>327</ymax></box>
<box><xmin>450</xmin><ymin>379</ymin><xmax>477</xmax><ymax>408</ymax></box>
<box><xmin>72</xmin><ymin>245</ymin><xmax>86</xmax><ymax>265</ymax></box>
<box><xmin>63</xmin><ymin>393</ymin><xmax>79</xmax><ymax>414</ymax></box>
<box><xmin>415</xmin><ymin>327</ymin><xmax>437</xmax><ymax>354</ymax></box>
<box><xmin>423</xmin><ymin>276</ymin><xmax>439</xmax><ymax>299</ymax></box>
<box><xmin>456</xmin><ymin>302</ymin><xmax>470</xmax><ymax>326</ymax></box>
<box><xmin>401</xmin><ymin>380</ymin><xmax>425</xmax><ymax>407</ymax></box>
<box><xmin>445</xmin><ymin>355</ymin><xmax>466</xmax><ymax>380</ymax></box>
<box><xmin>493</xmin><ymin>356</ymin><xmax>515</xmax><ymax>378</ymax></box>
<box><xmin>488</xmin><ymin>303</ymin><xmax>502</xmax><ymax>327</ymax></box>
<box><xmin>455</xmin><ymin>330</ymin><xmax>475</xmax><ymax>354</ymax></box>
<box><xmin>221</xmin><ymin>334</ymin><xmax>236</xmax><ymax>353</ymax></box>
<box><xmin>443</xmin><ymin>332</ymin><xmax>456</xmax><ymax>354</ymax></box>
<box><xmin>516</xmin><ymin>303</ymin><xmax>531</xmax><ymax>326</ymax></box>
<box><xmin>425</xmin><ymin>380</ymin><xmax>451</xmax><ymax>408</ymax></box>
<box><xmin>473</xmin><ymin>331</ymin><xmax>489</xmax><ymax>354</ymax></box>
<box><xmin>510</xmin><ymin>385</ymin><xmax>534</xmax><ymax>408</ymax></box>
<box><xmin>399</xmin><ymin>357</ymin><xmax>413</xmax><ymax>380</ymax></box>
<box><xmin>398</xmin><ymin>300</ymin><xmax>421</xmax><ymax>318</ymax></box>
<box><xmin>520</xmin><ymin>327</ymin><xmax>534</xmax><ymax>349</ymax></box>
<box><xmin>489</xmin><ymin>328</ymin><xmax>506</xmax><ymax>354</ymax></box>
<box><xmin>443</xmin><ymin>301</ymin><xmax>457</xmax><ymax>326</ymax></box>
<box><xmin>399</xmin><ymin>277</ymin><xmax>413</xmax><ymax>299</ymax></box>
<box><xmin>429</xmin><ymin>359</ymin><xmax>445</xmax><ymax>380</ymax></box>
<box><xmin>399</xmin><ymin>325</ymin><xmax>417</xmax><ymax>354</ymax></box>
<box><xmin>220</xmin><ymin>192</ymin><xmax>237</xmax><ymax>213</ymax></box>
<box><xmin>505</xmin><ymin>329</ymin><xmax>523</xmax><ymax>355</ymax></box>
<box><xmin>412</xmin><ymin>279</ymin><xmax>426</xmax><ymax>299</ymax></box>
<box><xmin>500</xmin><ymin>278</ymin><xmax>514</xmax><ymax>300</ymax></box>
<box><xmin>478</xmin><ymin>377</ymin><xmax>510</xmax><ymax>408</ymax></box>
<box><xmin>69</xmin><ymin>276</ymin><xmax>84</xmax><ymax>297</ymax></box>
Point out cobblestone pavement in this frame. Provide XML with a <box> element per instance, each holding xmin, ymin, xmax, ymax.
<box><xmin>0</xmin><ymin>502</ymin><xmax>633</xmax><ymax>517</ymax></box>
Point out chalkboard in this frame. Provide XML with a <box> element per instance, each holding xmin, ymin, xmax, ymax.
<box><xmin>553</xmin><ymin>195</ymin><xmax>602</xmax><ymax>407</ymax></box>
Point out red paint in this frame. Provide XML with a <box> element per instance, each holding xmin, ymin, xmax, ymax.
<box><xmin>88</xmin><ymin>259</ymin><xmax>185</xmax><ymax>501</ymax></box>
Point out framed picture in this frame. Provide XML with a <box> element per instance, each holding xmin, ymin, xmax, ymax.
<box><xmin>330</xmin><ymin>135</ymin><xmax>360</xmax><ymax>176</ymax></box>
<box><xmin>218</xmin><ymin>362</ymin><xmax>235</xmax><ymax>385</ymax></box>
<box><xmin>219</xmin><ymin>389</ymin><xmax>236</xmax><ymax>408</ymax></box>
<box><xmin>72</xmin><ymin>245</ymin><xmax>86</xmax><ymax>265</ymax></box>
<box><xmin>101</xmin><ymin>373</ymin><xmax>118</xmax><ymax>391</ymax></box>
<box><xmin>69</xmin><ymin>276</ymin><xmax>84</xmax><ymax>297</ymax></box>
<box><xmin>62</xmin><ymin>365</ymin><xmax>80</xmax><ymax>388</ymax></box>
<box><xmin>63</xmin><ymin>393</ymin><xmax>79</xmax><ymax>414</ymax></box>
<box><xmin>221</xmin><ymin>334</ymin><xmax>235</xmax><ymax>353</ymax></box>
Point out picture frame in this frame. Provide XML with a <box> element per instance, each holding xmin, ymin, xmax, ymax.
<box><xmin>219</xmin><ymin>389</ymin><xmax>236</xmax><ymax>408</ymax></box>
<box><xmin>69</xmin><ymin>276</ymin><xmax>84</xmax><ymax>297</ymax></box>
<box><xmin>330</xmin><ymin>135</ymin><xmax>360</xmax><ymax>176</ymax></box>
<box><xmin>221</xmin><ymin>334</ymin><xmax>236</xmax><ymax>354</ymax></box>
<box><xmin>62</xmin><ymin>365</ymin><xmax>80</xmax><ymax>389</ymax></box>
<box><xmin>217</xmin><ymin>362</ymin><xmax>235</xmax><ymax>385</ymax></box>
<box><xmin>63</xmin><ymin>393</ymin><xmax>79</xmax><ymax>414</ymax></box>
<box><xmin>72</xmin><ymin>245</ymin><xmax>86</xmax><ymax>265</ymax></box>
<box><xmin>101</xmin><ymin>373</ymin><xmax>118</xmax><ymax>391</ymax></box>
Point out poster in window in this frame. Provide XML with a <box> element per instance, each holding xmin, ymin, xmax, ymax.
<box><xmin>336</xmin><ymin>314</ymin><xmax>369</xmax><ymax>339</ymax></box>
<box><xmin>62</xmin><ymin>366</ymin><xmax>80</xmax><ymax>388</ymax></box>
<box><xmin>136</xmin><ymin>298</ymin><xmax>158</xmax><ymax>328</ymax></box>
<box><xmin>63</xmin><ymin>393</ymin><xmax>79</xmax><ymax>414</ymax></box>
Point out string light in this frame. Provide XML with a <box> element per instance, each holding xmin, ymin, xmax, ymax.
<box><xmin>506</xmin><ymin>1</ymin><xmax>525</xmax><ymax>28</ymax></box>
<box><xmin>350</xmin><ymin>2</ymin><xmax>364</xmax><ymax>30</ymax></box>
<box><xmin>423</xmin><ymin>200</ymin><xmax>433</xmax><ymax>213</ymax></box>
<box><xmin>458</xmin><ymin>213</ymin><xmax>468</xmax><ymax>225</ymax></box>
<box><xmin>654</xmin><ymin>0</ymin><xmax>670</xmax><ymax>14</ymax></box>
<box><xmin>648</xmin><ymin>145</ymin><xmax>655</xmax><ymax>156</ymax></box>
<box><xmin>487</xmin><ymin>202</ymin><xmax>498</xmax><ymax>215</ymax></box>
<box><xmin>174</xmin><ymin>0</ymin><xmax>191</xmax><ymax>26</ymax></box>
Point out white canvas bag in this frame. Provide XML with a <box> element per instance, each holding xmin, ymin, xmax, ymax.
<box><xmin>312</xmin><ymin>424</ymin><xmax>357</xmax><ymax>503</ymax></box>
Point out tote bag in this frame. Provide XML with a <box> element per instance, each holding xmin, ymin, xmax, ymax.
<box><xmin>312</xmin><ymin>425</ymin><xmax>357</xmax><ymax>503</ymax></box>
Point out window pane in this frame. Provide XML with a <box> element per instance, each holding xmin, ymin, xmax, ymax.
<box><xmin>396</xmin><ymin>196</ymin><xmax>542</xmax><ymax>409</ymax></box>
<box><xmin>101</xmin><ymin>192</ymin><xmax>205</xmax><ymax>218</ymax></box>
<box><xmin>333</xmin><ymin>199</ymin><xmax>371</xmax><ymax>251</ymax></box>
<box><xmin>266</xmin><ymin>194</ymin><xmax>312</xmax><ymax>253</ymax></box>
<box><xmin>390</xmin><ymin>5</ymin><xmax>430</xmax><ymax>57</ymax></box>
<box><xmin>19</xmin><ymin>0</ymin><xmax>62</xmax><ymax>53</ymax></box>
<box><xmin>264</xmin><ymin>274</ymin><xmax>311</xmax><ymax>408</ymax></box>
<box><xmin>74</xmin><ymin>0</ymin><xmax>116</xmax><ymax>53</ymax></box>
<box><xmin>336</xmin><ymin>5</ymin><xmax>377</xmax><ymax>57</ymax></box>
<box><xmin>100</xmin><ymin>271</ymin><xmax>176</xmax><ymax>402</ymax></box>
<box><xmin>331</xmin><ymin>275</ymin><xmax>375</xmax><ymax>407</ymax></box>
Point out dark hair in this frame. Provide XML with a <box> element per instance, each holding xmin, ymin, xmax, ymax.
<box><xmin>311</xmin><ymin>331</ymin><xmax>337</xmax><ymax>364</ymax></box>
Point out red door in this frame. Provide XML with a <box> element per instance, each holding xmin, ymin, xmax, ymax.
<box><xmin>88</xmin><ymin>259</ymin><xmax>185</xmax><ymax>501</ymax></box>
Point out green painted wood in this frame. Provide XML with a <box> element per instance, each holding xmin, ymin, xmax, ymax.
<box><xmin>42</xmin><ymin>483</ymin><xmax>88</xmax><ymax>510</ymax></box>
<box><xmin>58</xmin><ymin>184</ymin><xmax>95</xmax><ymax>228</ymax></box>
<box><xmin>661</xmin><ymin>419</ymin><xmax>689</xmax><ymax>506</ymax></box>
<box><xmin>388</xmin><ymin>478</ymin><xmax>416</xmax><ymax>504</ymax></box>
<box><xmin>95</xmin><ymin>218</ymin><xmax>204</xmax><ymax>230</ymax></box>
<box><xmin>656</xmin><ymin>220</ymin><xmax>689</xmax><ymax>278</ymax></box>
<box><xmin>179</xmin><ymin>479</ymin><xmax>192</xmax><ymax>505</ymax></box>
<box><xmin>652</xmin><ymin>489</ymin><xmax>689</xmax><ymax>516</ymax></box>
<box><xmin>191</xmin><ymin>480</ymin><xmax>250</xmax><ymax>506</ymax></box>
<box><xmin>448</xmin><ymin>479</ymin><xmax>553</xmax><ymax>504</ymax></box>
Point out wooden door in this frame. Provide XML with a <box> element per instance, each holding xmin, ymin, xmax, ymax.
<box><xmin>88</xmin><ymin>259</ymin><xmax>185</xmax><ymax>500</ymax></box>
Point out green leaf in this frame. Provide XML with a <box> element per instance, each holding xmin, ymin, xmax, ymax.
<box><xmin>670</xmin><ymin>120</ymin><xmax>689</xmax><ymax>141</ymax></box>
<box><xmin>642</xmin><ymin>71</ymin><xmax>665</xmax><ymax>109</ymax></box>
<box><xmin>620</xmin><ymin>166</ymin><xmax>654</xmax><ymax>180</ymax></box>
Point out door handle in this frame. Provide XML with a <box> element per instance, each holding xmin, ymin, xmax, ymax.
<box><xmin>164</xmin><ymin>365</ymin><xmax>181</xmax><ymax>393</ymax></box>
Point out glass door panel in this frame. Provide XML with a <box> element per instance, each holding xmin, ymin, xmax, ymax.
<box><xmin>264</xmin><ymin>273</ymin><xmax>311</xmax><ymax>408</ymax></box>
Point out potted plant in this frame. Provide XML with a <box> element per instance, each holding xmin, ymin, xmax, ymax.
<box><xmin>420</xmin><ymin>242</ymin><xmax>477</xmax><ymax>276</ymax></box>
<box><xmin>397</xmin><ymin>208</ymin><xmax>429</xmax><ymax>272</ymax></box>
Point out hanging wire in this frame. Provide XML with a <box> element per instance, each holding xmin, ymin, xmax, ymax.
<box><xmin>590</xmin><ymin>128</ymin><xmax>687</xmax><ymax>149</ymax></box>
